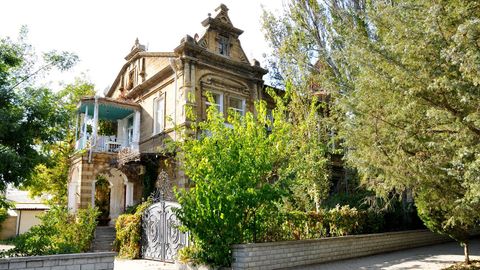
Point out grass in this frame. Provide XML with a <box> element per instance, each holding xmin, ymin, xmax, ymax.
<box><xmin>443</xmin><ymin>261</ymin><xmax>480</xmax><ymax>270</ymax></box>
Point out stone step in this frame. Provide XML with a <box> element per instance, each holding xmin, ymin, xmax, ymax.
<box><xmin>95</xmin><ymin>241</ymin><xmax>113</xmax><ymax>246</ymax></box>
<box><xmin>93</xmin><ymin>226</ymin><xmax>116</xmax><ymax>252</ymax></box>
<box><xmin>96</xmin><ymin>234</ymin><xmax>115</xmax><ymax>238</ymax></box>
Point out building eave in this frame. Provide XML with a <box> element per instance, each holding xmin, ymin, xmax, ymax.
<box><xmin>105</xmin><ymin>52</ymin><xmax>176</xmax><ymax>98</ymax></box>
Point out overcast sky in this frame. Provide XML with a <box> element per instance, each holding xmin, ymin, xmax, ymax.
<box><xmin>0</xmin><ymin>0</ymin><xmax>285</xmax><ymax>94</ymax></box>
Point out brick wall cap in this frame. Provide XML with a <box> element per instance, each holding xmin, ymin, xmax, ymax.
<box><xmin>232</xmin><ymin>230</ymin><xmax>437</xmax><ymax>249</ymax></box>
<box><xmin>0</xmin><ymin>252</ymin><xmax>117</xmax><ymax>263</ymax></box>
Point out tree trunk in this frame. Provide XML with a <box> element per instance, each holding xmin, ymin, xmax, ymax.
<box><xmin>463</xmin><ymin>241</ymin><xmax>470</xmax><ymax>264</ymax></box>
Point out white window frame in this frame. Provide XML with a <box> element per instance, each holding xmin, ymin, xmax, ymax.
<box><xmin>126</xmin><ymin>115</ymin><xmax>134</xmax><ymax>146</ymax></box>
<box><xmin>153</xmin><ymin>95</ymin><xmax>165</xmax><ymax>135</ymax></box>
<box><xmin>228</xmin><ymin>96</ymin><xmax>246</xmax><ymax>116</ymax></box>
<box><xmin>205</xmin><ymin>91</ymin><xmax>224</xmax><ymax>113</ymax></box>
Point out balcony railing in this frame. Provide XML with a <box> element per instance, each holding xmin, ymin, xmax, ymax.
<box><xmin>76</xmin><ymin>135</ymin><xmax>130</xmax><ymax>153</ymax></box>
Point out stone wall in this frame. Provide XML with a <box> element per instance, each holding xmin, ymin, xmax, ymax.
<box><xmin>231</xmin><ymin>230</ymin><xmax>451</xmax><ymax>270</ymax></box>
<box><xmin>0</xmin><ymin>252</ymin><xmax>116</xmax><ymax>270</ymax></box>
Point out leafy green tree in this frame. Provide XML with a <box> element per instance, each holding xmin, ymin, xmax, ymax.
<box><xmin>279</xmin><ymin>84</ymin><xmax>331</xmax><ymax>212</ymax></box>
<box><xmin>263</xmin><ymin>0</ymin><xmax>480</xmax><ymax>263</ymax></box>
<box><xmin>0</xmin><ymin>27</ymin><xmax>78</xmax><ymax>190</ymax></box>
<box><xmin>175</xmin><ymin>99</ymin><xmax>288</xmax><ymax>266</ymax></box>
<box><xmin>26</xmin><ymin>77</ymin><xmax>95</xmax><ymax>204</ymax></box>
<box><xmin>175</xmin><ymin>90</ymin><xmax>331</xmax><ymax>266</ymax></box>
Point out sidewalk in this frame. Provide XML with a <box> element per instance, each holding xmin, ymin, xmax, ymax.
<box><xmin>114</xmin><ymin>258</ymin><xmax>178</xmax><ymax>270</ymax></box>
<box><xmin>290</xmin><ymin>238</ymin><xmax>480</xmax><ymax>270</ymax></box>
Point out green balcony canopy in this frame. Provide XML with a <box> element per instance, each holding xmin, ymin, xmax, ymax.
<box><xmin>77</xmin><ymin>97</ymin><xmax>140</xmax><ymax>121</ymax></box>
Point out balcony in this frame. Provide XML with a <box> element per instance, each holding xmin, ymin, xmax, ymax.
<box><xmin>75</xmin><ymin>97</ymin><xmax>141</xmax><ymax>154</ymax></box>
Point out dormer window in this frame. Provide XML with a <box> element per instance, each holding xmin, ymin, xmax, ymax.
<box><xmin>218</xmin><ymin>35</ymin><xmax>229</xmax><ymax>56</ymax></box>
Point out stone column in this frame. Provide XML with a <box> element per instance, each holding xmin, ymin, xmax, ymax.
<box><xmin>125</xmin><ymin>182</ymin><xmax>134</xmax><ymax>207</ymax></box>
<box><xmin>132</xmin><ymin>111</ymin><xmax>141</xmax><ymax>150</ymax></box>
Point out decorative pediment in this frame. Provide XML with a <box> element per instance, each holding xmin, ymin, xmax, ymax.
<box><xmin>199</xmin><ymin>73</ymin><xmax>249</xmax><ymax>95</ymax></box>
<box><xmin>214</xmin><ymin>4</ymin><xmax>233</xmax><ymax>26</ymax></box>
<box><xmin>201</xmin><ymin>4</ymin><xmax>242</xmax><ymax>35</ymax></box>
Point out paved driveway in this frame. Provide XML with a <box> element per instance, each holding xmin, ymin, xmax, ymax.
<box><xmin>114</xmin><ymin>238</ymin><xmax>480</xmax><ymax>270</ymax></box>
<box><xmin>290</xmin><ymin>238</ymin><xmax>480</xmax><ymax>270</ymax></box>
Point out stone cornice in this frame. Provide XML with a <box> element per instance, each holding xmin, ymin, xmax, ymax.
<box><xmin>105</xmin><ymin>52</ymin><xmax>175</xmax><ymax>98</ymax></box>
<box><xmin>126</xmin><ymin>65</ymin><xmax>174</xmax><ymax>99</ymax></box>
<box><xmin>175</xmin><ymin>39</ymin><xmax>267</xmax><ymax>81</ymax></box>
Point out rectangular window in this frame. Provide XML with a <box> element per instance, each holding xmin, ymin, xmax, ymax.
<box><xmin>205</xmin><ymin>92</ymin><xmax>223</xmax><ymax>113</ymax></box>
<box><xmin>218</xmin><ymin>35</ymin><xmax>229</xmax><ymax>56</ymax></box>
<box><xmin>229</xmin><ymin>97</ymin><xmax>245</xmax><ymax>116</ymax></box>
<box><xmin>153</xmin><ymin>96</ymin><xmax>165</xmax><ymax>134</ymax></box>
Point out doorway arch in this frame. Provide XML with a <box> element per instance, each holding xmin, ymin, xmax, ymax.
<box><xmin>92</xmin><ymin>168</ymin><xmax>133</xmax><ymax>225</ymax></box>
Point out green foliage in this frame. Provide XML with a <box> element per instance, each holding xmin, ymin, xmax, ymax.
<box><xmin>98</xmin><ymin>120</ymin><xmax>117</xmax><ymax>136</ymax></box>
<box><xmin>250</xmin><ymin>205</ymin><xmax>386</xmax><ymax>242</ymax></box>
<box><xmin>3</xmin><ymin>206</ymin><xmax>99</xmax><ymax>256</ymax></box>
<box><xmin>177</xmin><ymin>245</ymin><xmax>202</xmax><ymax>265</ymax></box>
<box><xmin>114</xmin><ymin>198</ymin><xmax>152</xmax><ymax>259</ymax></box>
<box><xmin>25</xmin><ymin>77</ymin><xmax>95</xmax><ymax>204</ymax></box>
<box><xmin>263</xmin><ymin>0</ymin><xmax>480</xmax><ymax>263</ymax></box>
<box><xmin>278</xmin><ymin>85</ymin><xmax>331</xmax><ymax>212</ymax></box>
<box><xmin>327</xmin><ymin>205</ymin><xmax>361</xmax><ymax>236</ymax></box>
<box><xmin>95</xmin><ymin>176</ymin><xmax>110</xmax><ymax>225</ymax></box>
<box><xmin>175</xmin><ymin>90</ymin><xmax>332</xmax><ymax>266</ymax></box>
<box><xmin>339</xmin><ymin>1</ymin><xmax>480</xmax><ymax>257</ymax></box>
<box><xmin>0</xmin><ymin>208</ymin><xmax>8</xmax><ymax>232</ymax></box>
<box><xmin>323</xmin><ymin>189</ymin><xmax>375</xmax><ymax>210</ymax></box>
<box><xmin>175</xmin><ymin>97</ymin><xmax>291</xmax><ymax>266</ymax></box>
<box><xmin>0</xmin><ymin>27</ymin><xmax>79</xmax><ymax>193</ymax></box>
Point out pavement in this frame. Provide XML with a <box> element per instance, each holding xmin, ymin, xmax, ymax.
<box><xmin>114</xmin><ymin>258</ymin><xmax>178</xmax><ymax>270</ymax></box>
<box><xmin>114</xmin><ymin>239</ymin><xmax>480</xmax><ymax>270</ymax></box>
<box><xmin>289</xmin><ymin>238</ymin><xmax>480</xmax><ymax>270</ymax></box>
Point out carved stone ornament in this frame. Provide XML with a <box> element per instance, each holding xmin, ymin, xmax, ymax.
<box><xmin>200</xmin><ymin>74</ymin><xmax>249</xmax><ymax>95</ymax></box>
<box><xmin>199</xmin><ymin>37</ymin><xmax>208</xmax><ymax>48</ymax></box>
<box><xmin>118</xmin><ymin>147</ymin><xmax>140</xmax><ymax>167</ymax></box>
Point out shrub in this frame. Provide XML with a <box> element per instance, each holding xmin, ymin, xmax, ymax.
<box><xmin>3</xmin><ymin>206</ymin><xmax>99</xmax><ymax>256</ymax></box>
<box><xmin>0</xmin><ymin>208</ymin><xmax>8</xmax><ymax>232</ymax></box>
<box><xmin>177</xmin><ymin>245</ymin><xmax>202</xmax><ymax>265</ymax></box>
<box><xmin>327</xmin><ymin>205</ymin><xmax>360</xmax><ymax>236</ymax></box>
<box><xmin>175</xmin><ymin>99</ymin><xmax>288</xmax><ymax>267</ymax></box>
<box><xmin>259</xmin><ymin>205</ymin><xmax>389</xmax><ymax>241</ymax></box>
<box><xmin>114</xmin><ymin>198</ymin><xmax>152</xmax><ymax>259</ymax></box>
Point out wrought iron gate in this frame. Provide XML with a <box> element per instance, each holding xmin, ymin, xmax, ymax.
<box><xmin>141</xmin><ymin>171</ymin><xmax>189</xmax><ymax>262</ymax></box>
<box><xmin>141</xmin><ymin>200</ymin><xmax>189</xmax><ymax>262</ymax></box>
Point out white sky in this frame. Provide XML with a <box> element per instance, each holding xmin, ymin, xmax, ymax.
<box><xmin>0</xmin><ymin>0</ymin><xmax>285</xmax><ymax>94</ymax></box>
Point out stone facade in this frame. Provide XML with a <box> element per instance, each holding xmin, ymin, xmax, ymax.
<box><xmin>68</xmin><ymin>4</ymin><xmax>270</xmax><ymax>223</ymax></box>
<box><xmin>231</xmin><ymin>230</ymin><xmax>451</xmax><ymax>270</ymax></box>
<box><xmin>68</xmin><ymin>152</ymin><xmax>143</xmax><ymax>224</ymax></box>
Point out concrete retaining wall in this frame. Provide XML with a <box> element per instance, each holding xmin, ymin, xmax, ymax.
<box><xmin>0</xmin><ymin>252</ymin><xmax>116</xmax><ymax>270</ymax></box>
<box><xmin>232</xmin><ymin>230</ymin><xmax>450</xmax><ymax>270</ymax></box>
